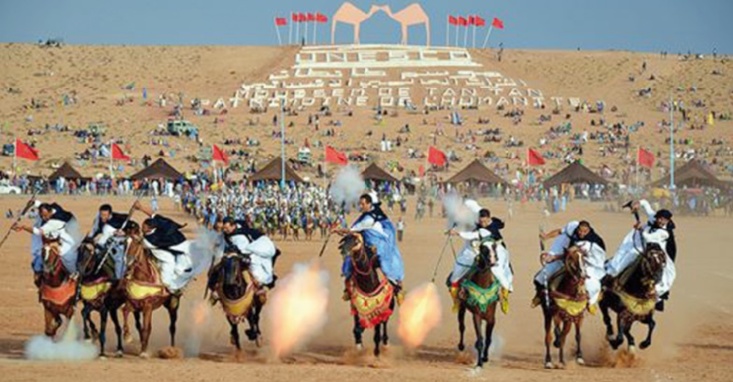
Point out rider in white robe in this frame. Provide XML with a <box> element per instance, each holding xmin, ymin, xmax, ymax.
<box><xmin>87</xmin><ymin>204</ymin><xmax>129</xmax><ymax>279</ymax></box>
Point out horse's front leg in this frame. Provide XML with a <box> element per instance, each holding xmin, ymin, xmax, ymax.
<box><xmin>482</xmin><ymin>314</ymin><xmax>495</xmax><ymax>364</ymax></box>
<box><xmin>640</xmin><ymin>315</ymin><xmax>656</xmax><ymax>349</ymax></box>
<box><xmin>229</xmin><ymin>319</ymin><xmax>241</xmax><ymax>350</ymax></box>
<box><xmin>164</xmin><ymin>296</ymin><xmax>179</xmax><ymax>347</ymax></box>
<box><xmin>81</xmin><ymin>304</ymin><xmax>92</xmax><ymax>340</ymax></box>
<box><xmin>373</xmin><ymin>322</ymin><xmax>382</xmax><ymax>357</ymax></box>
<box><xmin>472</xmin><ymin>313</ymin><xmax>484</xmax><ymax>368</ymax></box>
<box><xmin>609</xmin><ymin>315</ymin><xmax>625</xmax><ymax>350</ymax></box>
<box><xmin>600</xmin><ymin>297</ymin><xmax>615</xmax><ymax>341</ymax></box>
<box><xmin>557</xmin><ymin>320</ymin><xmax>572</xmax><ymax>368</ymax></box>
<box><xmin>381</xmin><ymin>320</ymin><xmax>389</xmax><ymax>346</ymax></box>
<box><xmin>139</xmin><ymin>307</ymin><xmax>153</xmax><ymax>358</ymax></box>
<box><xmin>623</xmin><ymin>319</ymin><xmax>636</xmax><ymax>352</ymax></box>
<box><xmin>457</xmin><ymin>304</ymin><xmax>466</xmax><ymax>351</ymax></box>
<box><xmin>575</xmin><ymin>317</ymin><xmax>585</xmax><ymax>365</ymax></box>
<box><xmin>542</xmin><ymin>308</ymin><xmax>553</xmax><ymax>369</ymax></box>
<box><xmin>98</xmin><ymin>307</ymin><xmax>109</xmax><ymax>358</ymax></box>
<box><xmin>352</xmin><ymin>315</ymin><xmax>364</xmax><ymax>351</ymax></box>
<box><xmin>109</xmin><ymin>307</ymin><xmax>124</xmax><ymax>357</ymax></box>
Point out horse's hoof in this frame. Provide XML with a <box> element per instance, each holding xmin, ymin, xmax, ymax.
<box><xmin>123</xmin><ymin>333</ymin><xmax>133</xmax><ymax>345</ymax></box>
<box><xmin>544</xmin><ymin>362</ymin><xmax>553</xmax><ymax>369</ymax></box>
<box><xmin>457</xmin><ymin>344</ymin><xmax>465</xmax><ymax>351</ymax></box>
<box><xmin>640</xmin><ymin>340</ymin><xmax>651</xmax><ymax>349</ymax></box>
<box><xmin>356</xmin><ymin>344</ymin><xmax>364</xmax><ymax>352</ymax></box>
<box><xmin>576</xmin><ymin>357</ymin><xmax>585</xmax><ymax>366</ymax></box>
<box><xmin>609</xmin><ymin>340</ymin><xmax>622</xmax><ymax>350</ymax></box>
<box><xmin>139</xmin><ymin>352</ymin><xmax>150</xmax><ymax>359</ymax></box>
<box><xmin>255</xmin><ymin>336</ymin><xmax>262</xmax><ymax>348</ymax></box>
<box><xmin>606</xmin><ymin>334</ymin><xmax>615</xmax><ymax>342</ymax></box>
<box><xmin>115</xmin><ymin>350</ymin><xmax>124</xmax><ymax>358</ymax></box>
<box><xmin>628</xmin><ymin>345</ymin><xmax>637</xmax><ymax>354</ymax></box>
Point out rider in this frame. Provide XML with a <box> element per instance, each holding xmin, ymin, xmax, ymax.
<box><xmin>605</xmin><ymin>199</ymin><xmax>676</xmax><ymax>311</ymax></box>
<box><xmin>448</xmin><ymin>203</ymin><xmax>513</xmax><ymax>314</ymax></box>
<box><xmin>333</xmin><ymin>191</ymin><xmax>405</xmax><ymax>304</ymax></box>
<box><xmin>209</xmin><ymin>217</ymin><xmax>278</xmax><ymax>301</ymax></box>
<box><xmin>133</xmin><ymin>200</ymin><xmax>195</xmax><ymax>293</ymax></box>
<box><xmin>532</xmin><ymin>220</ymin><xmax>606</xmax><ymax>312</ymax></box>
<box><xmin>13</xmin><ymin>201</ymin><xmax>82</xmax><ymax>286</ymax></box>
<box><xmin>86</xmin><ymin>204</ymin><xmax>129</xmax><ymax>280</ymax></box>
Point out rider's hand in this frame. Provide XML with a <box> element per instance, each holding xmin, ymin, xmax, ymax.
<box><xmin>633</xmin><ymin>222</ymin><xmax>642</xmax><ymax>230</ymax></box>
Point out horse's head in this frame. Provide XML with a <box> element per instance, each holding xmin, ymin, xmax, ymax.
<box><xmin>339</xmin><ymin>232</ymin><xmax>365</xmax><ymax>260</ymax></box>
<box><xmin>40</xmin><ymin>238</ymin><xmax>66</xmax><ymax>285</ymax></box>
<box><xmin>564</xmin><ymin>246</ymin><xmax>587</xmax><ymax>281</ymax></box>
<box><xmin>641</xmin><ymin>244</ymin><xmax>666</xmax><ymax>289</ymax></box>
<box><xmin>472</xmin><ymin>239</ymin><xmax>498</xmax><ymax>270</ymax></box>
<box><xmin>77</xmin><ymin>239</ymin><xmax>98</xmax><ymax>276</ymax></box>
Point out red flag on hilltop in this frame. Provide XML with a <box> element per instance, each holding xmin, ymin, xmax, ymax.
<box><xmin>492</xmin><ymin>17</ymin><xmax>504</xmax><ymax>29</ymax></box>
<box><xmin>291</xmin><ymin>13</ymin><xmax>298</xmax><ymax>22</ymax></box>
<box><xmin>307</xmin><ymin>13</ymin><xmax>315</xmax><ymax>22</ymax></box>
<box><xmin>15</xmin><ymin>138</ymin><xmax>39</xmax><ymax>161</ymax></box>
<box><xmin>528</xmin><ymin>148</ymin><xmax>545</xmax><ymax>166</ymax></box>
<box><xmin>275</xmin><ymin>17</ymin><xmax>287</xmax><ymax>27</ymax></box>
<box><xmin>212</xmin><ymin>144</ymin><xmax>229</xmax><ymax>164</ymax></box>
<box><xmin>316</xmin><ymin>13</ymin><xmax>328</xmax><ymax>23</ymax></box>
<box><xmin>325</xmin><ymin>146</ymin><xmax>348</xmax><ymax>166</ymax></box>
<box><xmin>448</xmin><ymin>15</ymin><xmax>458</xmax><ymax>25</ymax></box>
<box><xmin>458</xmin><ymin>16</ymin><xmax>468</xmax><ymax>27</ymax></box>
<box><xmin>475</xmin><ymin>16</ymin><xmax>486</xmax><ymax>27</ymax></box>
<box><xmin>638</xmin><ymin>148</ymin><xmax>655</xmax><ymax>168</ymax></box>
<box><xmin>111</xmin><ymin>143</ymin><xmax>130</xmax><ymax>161</ymax></box>
<box><xmin>428</xmin><ymin>146</ymin><xmax>447</xmax><ymax>167</ymax></box>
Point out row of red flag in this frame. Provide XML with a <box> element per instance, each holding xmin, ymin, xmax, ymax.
<box><xmin>12</xmin><ymin>139</ymin><xmax>131</xmax><ymax>162</ymax></box>
<box><xmin>449</xmin><ymin>15</ymin><xmax>504</xmax><ymax>29</ymax></box>
<box><xmin>275</xmin><ymin>12</ymin><xmax>328</xmax><ymax>26</ymax></box>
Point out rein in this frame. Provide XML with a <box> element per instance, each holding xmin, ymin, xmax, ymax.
<box><xmin>351</xmin><ymin>247</ymin><xmax>377</xmax><ymax>276</ymax></box>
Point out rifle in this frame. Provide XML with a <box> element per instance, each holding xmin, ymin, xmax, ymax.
<box><xmin>92</xmin><ymin>196</ymin><xmax>141</xmax><ymax>275</ymax></box>
<box><xmin>0</xmin><ymin>188</ymin><xmax>39</xmax><ymax>251</ymax></box>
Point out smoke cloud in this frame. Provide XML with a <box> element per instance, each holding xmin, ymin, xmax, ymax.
<box><xmin>25</xmin><ymin>319</ymin><xmax>98</xmax><ymax>361</ymax></box>
<box><xmin>329</xmin><ymin>165</ymin><xmax>365</xmax><ymax>212</ymax></box>
<box><xmin>397</xmin><ymin>283</ymin><xmax>442</xmax><ymax>349</ymax></box>
<box><xmin>268</xmin><ymin>260</ymin><xmax>330</xmax><ymax>358</ymax></box>
<box><xmin>442</xmin><ymin>191</ymin><xmax>477</xmax><ymax>230</ymax></box>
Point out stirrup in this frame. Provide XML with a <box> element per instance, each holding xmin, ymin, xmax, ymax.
<box><xmin>500</xmin><ymin>288</ymin><xmax>510</xmax><ymax>314</ymax></box>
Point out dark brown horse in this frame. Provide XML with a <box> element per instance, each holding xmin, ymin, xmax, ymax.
<box><xmin>456</xmin><ymin>240</ymin><xmax>499</xmax><ymax>368</ymax></box>
<box><xmin>539</xmin><ymin>246</ymin><xmax>588</xmax><ymax>369</ymax></box>
<box><xmin>122</xmin><ymin>222</ymin><xmax>180</xmax><ymax>358</ymax></box>
<box><xmin>339</xmin><ymin>233</ymin><xmax>395</xmax><ymax>357</ymax></box>
<box><xmin>37</xmin><ymin>239</ymin><xmax>77</xmax><ymax>337</ymax></box>
<box><xmin>77</xmin><ymin>240</ymin><xmax>127</xmax><ymax>357</ymax></box>
<box><xmin>600</xmin><ymin>244</ymin><xmax>666</xmax><ymax>351</ymax></box>
<box><xmin>211</xmin><ymin>253</ymin><xmax>264</xmax><ymax>350</ymax></box>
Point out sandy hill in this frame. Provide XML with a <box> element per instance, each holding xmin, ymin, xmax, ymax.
<box><xmin>1</xmin><ymin>43</ymin><xmax>731</xmax><ymax>183</ymax></box>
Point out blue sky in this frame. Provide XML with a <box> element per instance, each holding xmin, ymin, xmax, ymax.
<box><xmin>1</xmin><ymin>0</ymin><xmax>731</xmax><ymax>53</ymax></box>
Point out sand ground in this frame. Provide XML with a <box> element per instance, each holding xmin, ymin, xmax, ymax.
<box><xmin>0</xmin><ymin>195</ymin><xmax>731</xmax><ymax>381</ymax></box>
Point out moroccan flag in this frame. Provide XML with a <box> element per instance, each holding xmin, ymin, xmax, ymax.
<box><xmin>458</xmin><ymin>16</ymin><xmax>468</xmax><ymax>27</ymax></box>
<box><xmin>212</xmin><ymin>144</ymin><xmax>229</xmax><ymax>164</ymax></box>
<box><xmin>275</xmin><ymin>17</ymin><xmax>287</xmax><ymax>27</ymax></box>
<box><xmin>448</xmin><ymin>15</ymin><xmax>458</xmax><ymax>25</ymax></box>
<box><xmin>428</xmin><ymin>146</ymin><xmax>447</xmax><ymax>167</ymax></box>
<box><xmin>15</xmin><ymin>138</ymin><xmax>39</xmax><ymax>161</ymax></box>
<box><xmin>316</xmin><ymin>13</ymin><xmax>328</xmax><ymax>23</ymax></box>
<box><xmin>492</xmin><ymin>17</ymin><xmax>504</xmax><ymax>29</ymax></box>
<box><xmin>325</xmin><ymin>146</ymin><xmax>348</xmax><ymax>165</ymax></box>
<box><xmin>111</xmin><ymin>143</ymin><xmax>130</xmax><ymax>161</ymax></box>
<box><xmin>528</xmin><ymin>148</ymin><xmax>545</xmax><ymax>166</ymax></box>
<box><xmin>638</xmin><ymin>148</ymin><xmax>655</xmax><ymax>168</ymax></box>
<box><xmin>475</xmin><ymin>16</ymin><xmax>486</xmax><ymax>27</ymax></box>
<box><xmin>307</xmin><ymin>13</ymin><xmax>315</xmax><ymax>22</ymax></box>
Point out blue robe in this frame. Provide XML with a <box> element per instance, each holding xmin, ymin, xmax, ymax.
<box><xmin>342</xmin><ymin>207</ymin><xmax>405</xmax><ymax>283</ymax></box>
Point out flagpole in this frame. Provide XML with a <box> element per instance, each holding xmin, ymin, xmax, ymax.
<box><xmin>313</xmin><ymin>19</ymin><xmax>317</xmax><ymax>45</ymax></box>
<box><xmin>280</xmin><ymin>99</ymin><xmax>286</xmax><ymax>189</ymax></box>
<box><xmin>472</xmin><ymin>24</ymin><xmax>476</xmax><ymax>49</ymax></box>
<box><xmin>296</xmin><ymin>17</ymin><xmax>300</xmax><ymax>45</ymax></box>
<box><xmin>463</xmin><ymin>24</ymin><xmax>468</xmax><ymax>48</ymax></box>
<box><xmin>274</xmin><ymin>22</ymin><xmax>282</xmax><ymax>46</ymax></box>
<box><xmin>305</xmin><ymin>18</ymin><xmax>309</xmax><ymax>45</ymax></box>
<box><xmin>454</xmin><ymin>24</ymin><xmax>458</xmax><ymax>47</ymax></box>
<box><xmin>669</xmin><ymin>95</ymin><xmax>675</xmax><ymax>189</ymax></box>
<box><xmin>288</xmin><ymin>13</ymin><xmax>293</xmax><ymax>45</ymax></box>
<box><xmin>481</xmin><ymin>25</ymin><xmax>494</xmax><ymax>49</ymax></box>
<box><xmin>445</xmin><ymin>15</ymin><xmax>449</xmax><ymax>47</ymax></box>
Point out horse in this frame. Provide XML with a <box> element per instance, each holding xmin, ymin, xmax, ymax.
<box><xmin>304</xmin><ymin>217</ymin><xmax>315</xmax><ymax>241</ymax></box>
<box><xmin>338</xmin><ymin>232</ymin><xmax>395</xmax><ymax>357</ymax></box>
<box><xmin>37</xmin><ymin>238</ymin><xmax>77</xmax><ymax>338</ymax></box>
<box><xmin>600</xmin><ymin>243</ymin><xmax>666</xmax><ymax>351</ymax></box>
<box><xmin>456</xmin><ymin>239</ymin><xmax>500</xmax><ymax>368</ymax></box>
<box><xmin>539</xmin><ymin>246</ymin><xmax>589</xmax><ymax>369</ymax></box>
<box><xmin>77</xmin><ymin>239</ymin><xmax>127</xmax><ymax>357</ymax></box>
<box><xmin>121</xmin><ymin>222</ymin><xmax>180</xmax><ymax>358</ymax></box>
<box><xmin>211</xmin><ymin>252</ymin><xmax>264</xmax><ymax>350</ymax></box>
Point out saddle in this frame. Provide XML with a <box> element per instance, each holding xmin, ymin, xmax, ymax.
<box><xmin>547</xmin><ymin>270</ymin><xmax>588</xmax><ymax>318</ymax></box>
<box><xmin>347</xmin><ymin>269</ymin><xmax>394</xmax><ymax>329</ymax></box>
<box><xmin>217</xmin><ymin>269</ymin><xmax>257</xmax><ymax>322</ymax></box>
<box><xmin>40</xmin><ymin>279</ymin><xmax>78</xmax><ymax>307</ymax></box>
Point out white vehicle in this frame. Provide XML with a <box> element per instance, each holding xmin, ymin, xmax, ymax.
<box><xmin>0</xmin><ymin>183</ymin><xmax>22</xmax><ymax>194</ymax></box>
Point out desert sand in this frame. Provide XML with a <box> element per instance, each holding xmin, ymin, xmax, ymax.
<box><xmin>0</xmin><ymin>195</ymin><xmax>731</xmax><ymax>381</ymax></box>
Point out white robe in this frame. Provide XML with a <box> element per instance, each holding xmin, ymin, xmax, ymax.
<box><xmin>89</xmin><ymin>217</ymin><xmax>127</xmax><ymax>279</ymax></box>
<box><xmin>450</xmin><ymin>228</ymin><xmax>513</xmax><ymax>291</ymax></box>
<box><xmin>229</xmin><ymin>234</ymin><xmax>277</xmax><ymax>285</ymax></box>
<box><xmin>534</xmin><ymin>221</ymin><xmax>579</xmax><ymax>284</ymax></box>
<box><xmin>33</xmin><ymin>217</ymin><xmax>81</xmax><ymax>274</ymax></box>
<box><xmin>143</xmin><ymin>234</ymin><xmax>194</xmax><ymax>292</ymax></box>
<box><xmin>606</xmin><ymin>200</ymin><xmax>676</xmax><ymax>297</ymax></box>
<box><xmin>575</xmin><ymin>240</ymin><xmax>606</xmax><ymax>305</ymax></box>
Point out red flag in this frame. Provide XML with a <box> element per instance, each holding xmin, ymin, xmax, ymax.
<box><xmin>468</xmin><ymin>16</ymin><xmax>476</xmax><ymax>25</ymax></box>
<box><xmin>638</xmin><ymin>148</ymin><xmax>655</xmax><ymax>168</ymax></box>
<box><xmin>448</xmin><ymin>15</ymin><xmax>458</xmax><ymax>25</ymax></box>
<box><xmin>111</xmin><ymin>143</ymin><xmax>130</xmax><ymax>161</ymax></box>
<box><xmin>307</xmin><ymin>13</ymin><xmax>315</xmax><ymax>22</ymax></box>
<box><xmin>528</xmin><ymin>148</ymin><xmax>545</xmax><ymax>166</ymax></box>
<box><xmin>325</xmin><ymin>146</ymin><xmax>348</xmax><ymax>165</ymax></box>
<box><xmin>475</xmin><ymin>16</ymin><xmax>486</xmax><ymax>27</ymax></box>
<box><xmin>458</xmin><ymin>16</ymin><xmax>468</xmax><ymax>27</ymax></box>
<box><xmin>492</xmin><ymin>17</ymin><xmax>504</xmax><ymax>29</ymax></box>
<box><xmin>291</xmin><ymin>13</ymin><xmax>298</xmax><ymax>22</ymax></box>
<box><xmin>428</xmin><ymin>146</ymin><xmax>447</xmax><ymax>167</ymax></box>
<box><xmin>316</xmin><ymin>13</ymin><xmax>328</xmax><ymax>23</ymax></box>
<box><xmin>275</xmin><ymin>17</ymin><xmax>287</xmax><ymax>26</ymax></box>
<box><xmin>297</xmin><ymin>13</ymin><xmax>307</xmax><ymax>22</ymax></box>
<box><xmin>15</xmin><ymin>138</ymin><xmax>39</xmax><ymax>161</ymax></box>
<box><xmin>212</xmin><ymin>144</ymin><xmax>229</xmax><ymax>164</ymax></box>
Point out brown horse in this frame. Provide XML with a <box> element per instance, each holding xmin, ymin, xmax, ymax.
<box><xmin>211</xmin><ymin>253</ymin><xmax>264</xmax><ymax>350</ymax></box>
<box><xmin>77</xmin><ymin>240</ymin><xmax>127</xmax><ymax>357</ymax></box>
<box><xmin>122</xmin><ymin>222</ymin><xmax>180</xmax><ymax>358</ymax></box>
<box><xmin>37</xmin><ymin>239</ymin><xmax>77</xmax><ymax>337</ymax></box>
<box><xmin>339</xmin><ymin>233</ymin><xmax>395</xmax><ymax>357</ymax></box>
<box><xmin>456</xmin><ymin>240</ymin><xmax>499</xmax><ymax>368</ymax></box>
<box><xmin>539</xmin><ymin>246</ymin><xmax>588</xmax><ymax>369</ymax></box>
<box><xmin>600</xmin><ymin>244</ymin><xmax>666</xmax><ymax>351</ymax></box>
